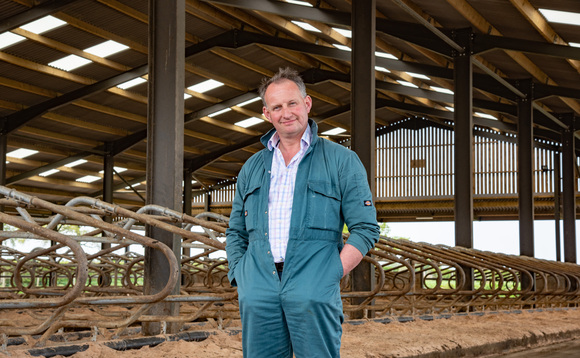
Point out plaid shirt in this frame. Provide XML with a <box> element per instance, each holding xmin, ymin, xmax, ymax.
<box><xmin>267</xmin><ymin>128</ymin><xmax>312</xmax><ymax>263</ymax></box>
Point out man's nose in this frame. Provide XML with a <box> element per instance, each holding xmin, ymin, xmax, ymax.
<box><xmin>281</xmin><ymin>106</ymin><xmax>292</xmax><ymax>117</ymax></box>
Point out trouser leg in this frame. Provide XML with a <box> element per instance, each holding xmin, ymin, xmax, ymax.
<box><xmin>282</xmin><ymin>282</ymin><xmax>343</xmax><ymax>357</ymax></box>
<box><xmin>239</xmin><ymin>290</ymin><xmax>293</xmax><ymax>358</ymax></box>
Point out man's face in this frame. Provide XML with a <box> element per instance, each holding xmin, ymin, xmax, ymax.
<box><xmin>262</xmin><ymin>79</ymin><xmax>312</xmax><ymax>141</ymax></box>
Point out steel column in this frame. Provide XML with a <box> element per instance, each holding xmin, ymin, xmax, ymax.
<box><xmin>453</xmin><ymin>30</ymin><xmax>473</xmax><ymax>250</ymax></box>
<box><xmin>350</xmin><ymin>0</ymin><xmax>376</xmax><ymax>319</ymax></box>
<box><xmin>143</xmin><ymin>0</ymin><xmax>185</xmax><ymax>335</ymax></box>
<box><xmin>562</xmin><ymin>119</ymin><xmax>577</xmax><ymax>264</ymax></box>
<box><xmin>453</xmin><ymin>30</ymin><xmax>474</xmax><ymax>296</ymax></box>
<box><xmin>554</xmin><ymin>151</ymin><xmax>562</xmax><ymax>262</ymax></box>
<box><xmin>0</xmin><ymin>134</ymin><xmax>6</xmax><ymax>231</ymax></box>
<box><xmin>517</xmin><ymin>82</ymin><xmax>535</xmax><ymax>258</ymax></box>
<box><xmin>0</xmin><ymin>135</ymin><xmax>6</xmax><ymax>187</ymax></box>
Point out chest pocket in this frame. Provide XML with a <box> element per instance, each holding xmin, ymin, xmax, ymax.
<box><xmin>306</xmin><ymin>181</ymin><xmax>341</xmax><ymax>232</ymax></box>
<box><xmin>242</xmin><ymin>183</ymin><xmax>261</xmax><ymax>232</ymax></box>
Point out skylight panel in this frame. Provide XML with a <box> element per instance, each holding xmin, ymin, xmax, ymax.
<box><xmin>236</xmin><ymin>97</ymin><xmax>261</xmax><ymax>107</ymax></box>
<box><xmin>431</xmin><ymin>86</ymin><xmax>454</xmax><ymax>95</ymax></box>
<box><xmin>397</xmin><ymin>80</ymin><xmax>418</xmax><ymax>88</ymax></box>
<box><xmin>208</xmin><ymin>108</ymin><xmax>231</xmax><ymax>117</ymax></box>
<box><xmin>7</xmin><ymin>148</ymin><xmax>38</xmax><ymax>159</ymax></box>
<box><xmin>285</xmin><ymin>0</ymin><xmax>313</xmax><ymax>6</ymax></box>
<box><xmin>0</xmin><ymin>32</ymin><xmax>26</xmax><ymax>50</ymax></box>
<box><xmin>65</xmin><ymin>159</ymin><xmax>87</xmax><ymax>167</ymax></box>
<box><xmin>333</xmin><ymin>28</ymin><xmax>352</xmax><ymax>38</ymax></box>
<box><xmin>39</xmin><ymin>169</ymin><xmax>59</xmax><ymax>177</ymax></box>
<box><xmin>445</xmin><ymin>106</ymin><xmax>454</xmax><ymax>112</ymax></box>
<box><xmin>376</xmin><ymin>51</ymin><xmax>397</xmax><ymax>60</ymax></box>
<box><xmin>291</xmin><ymin>21</ymin><xmax>321</xmax><ymax>33</ymax></box>
<box><xmin>84</xmin><ymin>40</ymin><xmax>129</xmax><ymax>58</ymax></box>
<box><xmin>184</xmin><ymin>93</ymin><xmax>192</xmax><ymax>100</ymax></box>
<box><xmin>235</xmin><ymin>117</ymin><xmax>264</xmax><ymax>128</ymax></box>
<box><xmin>475</xmin><ymin>112</ymin><xmax>497</xmax><ymax>120</ymax></box>
<box><xmin>375</xmin><ymin>66</ymin><xmax>391</xmax><ymax>73</ymax></box>
<box><xmin>333</xmin><ymin>44</ymin><xmax>351</xmax><ymax>51</ymax></box>
<box><xmin>117</xmin><ymin>77</ymin><xmax>147</xmax><ymax>90</ymax></box>
<box><xmin>539</xmin><ymin>9</ymin><xmax>580</xmax><ymax>26</ymax></box>
<box><xmin>570</xmin><ymin>42</ymin><xmax>580</xmax><ymax>48</ymax></box>
<box><xmin>20</xmin><ymin>15</ymin><xmax>66</xmax><ymax>34</ymax></box>
<box><xmin>187</xmin><ymin>79</ymin><xmax>223</xmax><ymax>93</ymax></box>
<box><xmin>76</xmin><ymin>175</ymin><xmax>100</xmax><ymax>183</ymax></box>
<box><xmin>322</xmin><ymin>127</ymin><xmax>347</xmax><ymax>136</ymax></box>
<box><xmin>49</xmin><ymin>54</ymin><xmax>92</xmax><ymax>71</ymax></box>
<box><xmin>406</xmin><ymin>72</ymin><xmax>430</xmax><ymax>80</ymax></box>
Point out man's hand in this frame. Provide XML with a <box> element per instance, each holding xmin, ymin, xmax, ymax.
<box><xmin>339</xmin><ymin>243</ymin><xmax>363</xmax><ymax>278</ymax></box>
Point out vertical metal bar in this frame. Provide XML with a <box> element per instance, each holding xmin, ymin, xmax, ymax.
<box><xmin>204</xmin><ymin>192</ymin><xmax>211</xmax><ymax>212</ymax></box>
<box><xmin>0</xmin><ymin>134</ymin><xmax>6</xmax><ymax>231</ymax></box>
<box><xmin>102</xmin><ymin>143</ymin><xmax>114</xmax><ymax>251</ymax></box>
<box><xmin>517</xmin><ymin>81</ymin><xmax>534</xmax><ymax>258</ymax></box>
<box><xmin>143</xmin><ymin>0</ymin><xmax>185</xmax><ymax>335</ymax></box>
<box><xmin>561</xmin><ymin>116</ymin><xmax>577</xmax><ymax>264</ymax></box>
<box><xmin>350</xmin><ymin>0</ymin><xmax>376</xmax><ymax>319</ymax></box>
<box><xmin>183</xmin><ymin>168</ymin><xmax>192</xmax><ymax>258</ymax></box>
<box><xmin>554</xmin><ymin>151</ymin><xmax>562</xmax><ymax>262</ymax></box>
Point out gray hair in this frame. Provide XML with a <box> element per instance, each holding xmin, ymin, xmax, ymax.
<box><xmin>258</xmin><ymin>67</ymin><xmax>307</xmax><ymax>106</ymax></box>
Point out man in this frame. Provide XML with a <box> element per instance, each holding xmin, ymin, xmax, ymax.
<box><xmin>226</xmin><ymin>67</ymin><xmax>379</xmax><ymax>357</ymax></box>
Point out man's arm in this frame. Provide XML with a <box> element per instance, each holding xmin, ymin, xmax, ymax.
<box><xmin>339</xmin><ymin>150</ymin><xmax>380</xmax><ymax>263</ymax></box>
<box><xmin>340</xmin><ymin>243</ymin><xmax>363</xmax><ymax>277</ymax></box>
<box><xmin>225</xmin><ymin>171</ymin><xmax>249</xmax><ymax>286</ymax></box>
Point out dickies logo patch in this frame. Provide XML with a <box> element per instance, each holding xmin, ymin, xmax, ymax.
<box><xmin>364</xmin><ymin>200</ymin><xmax>372</xmax><ymax>206</ymax></box>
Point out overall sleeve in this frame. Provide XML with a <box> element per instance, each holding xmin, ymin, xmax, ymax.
<box><xmin>225</xmin><ymin>167</ymin><xmax>249</xmax><ymax>286</ymax></box>
<box><xmin>339</xmin><ymin>150</ymin><xmax>380</xmax><ymax>255</ymax></box>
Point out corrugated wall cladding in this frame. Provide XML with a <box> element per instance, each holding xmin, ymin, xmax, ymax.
<box><xmin>375</xmin><ymin>125</ymin><xmax>577</xmax><ymax>199</ymax></box>
<box><xmin>211</xmin><ymin>183</ymin><xmax>236</xmax><ymax>203</ymax></box>
<box><xmin>377</xmin><ymin>126</ymin><xmax>455</xmax><ymax>198</ymax></box>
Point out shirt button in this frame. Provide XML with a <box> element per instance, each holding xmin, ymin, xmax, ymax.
<box><xmin>273</xmin><ymin>271</ymin><xmax>276</xmax><ymax>275</ymax></box>
<box><xmin>267</xmin><ymin>251</ymin><xmax>270</xmax><ymax>254</ymax></box>
<box><xmin>265</xmin><ymin>232</ymin><xmax>268</xmax><ymax>236</ymax></box>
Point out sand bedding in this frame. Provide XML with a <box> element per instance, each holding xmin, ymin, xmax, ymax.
<box><xmin>4</xmin><ymin>309</ymin><xmax>580</xmax><ymax>357</ymax></box>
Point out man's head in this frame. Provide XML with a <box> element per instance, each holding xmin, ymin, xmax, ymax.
<box><xmin>260</xmin><ymin>67</ymin><xmax>312</xmax><ymax>142</ymax></box>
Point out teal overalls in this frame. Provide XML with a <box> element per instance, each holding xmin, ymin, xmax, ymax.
<box><xmin>226</xmin><ymin>120</ymin><xmax>379</xmax><ymax>357</ymax></box>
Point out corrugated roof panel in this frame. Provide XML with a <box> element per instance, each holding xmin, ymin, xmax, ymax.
<box><xmin>0</xmin><ymin>61</ymin><xmax>86</xmax><ymax>94</ymax></box>
<box><xmin>0</xmin><ymin>1</ymin><xmax>28</xmax><ymax>23</ymax></box>
<box><xmin>50</xmin><ymin>103</ymin><xmax>145</xmax><ymax>133</ymax></box>
<box><xmin>62</xmin><ymin>0</ymin><xmax>149</xmax><ymax>45</ymax></box>
<box><xmin>83</xmin><ymin>91</ymin><xmax>148</xmax><ymax>118</ymax></box>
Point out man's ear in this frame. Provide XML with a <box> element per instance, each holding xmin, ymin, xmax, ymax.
<box><xmin>305</xmin><ymin>95</ymin><xmax>313</xmax><ymax>114</ymax></box>
<box><xmin>263</xmin><ymin>106</ymin><xmax>272</xmax><ymax>122</ymax></box>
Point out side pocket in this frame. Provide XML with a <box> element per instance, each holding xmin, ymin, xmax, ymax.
<box><xmin>334</xmin><ymin>247</ymin><xmax>344</xmax><ymax>281</ymax></box>
<box><xmin>233</xmin><ymin>251</ymin><xmax>248</xmax><ymax>289</ymax></box>
<box><xmin>241</xmin><ymin>184</ymin><xmax>261</xmax><ymax>232</ymax></box>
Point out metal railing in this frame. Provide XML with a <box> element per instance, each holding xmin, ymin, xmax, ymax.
<box><xmin>0</xmin><ymin>185</ymin><xmax>579</xmax><ymax>353</ymax></box>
